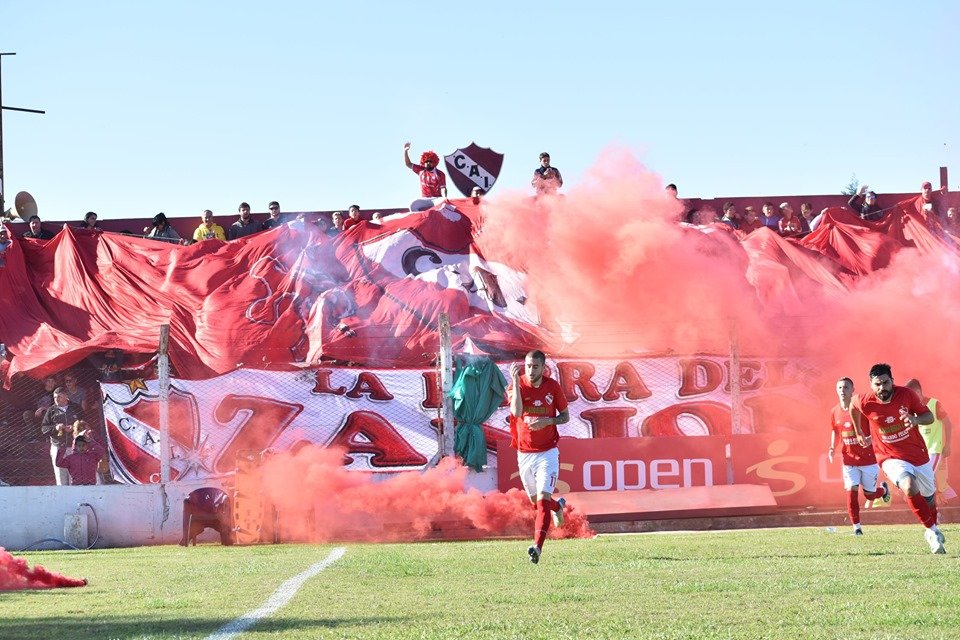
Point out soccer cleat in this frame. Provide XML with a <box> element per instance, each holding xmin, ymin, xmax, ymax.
<box><xmin>552</xmin><ymin>497</ymin><xmax>566</xmax><ymax>528</ymax></box>
<box><xmin>925</xmin><ymin>528</ymin><xmax>946</xmax><ymax>554</ymax></box>
<box><xmin>853</xmin><ymin>527</ymin><xmax>863</xmax><ymax>536</ymax></box>
<box><xmin>881</xmin><ymin>481</ymin><xmax>891</xmax><ymax>503</ymax></box>
<box><xmin>935</xmin><ymin>527</ymin><xmax>946</xmax><ymax>545</ymax></box>
<box><xmin>527</xmin><ymin>545</ymin><xmax>541</xmax><ymax>564</ymax></box>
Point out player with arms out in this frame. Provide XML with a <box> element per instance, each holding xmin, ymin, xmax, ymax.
<box><xmin>508</xmin><ymin>350</ymin><xmax>570</xmax><ymax>564</ymax></box>
<box><xmin>828</xmin><ymin>377</ymin><xmax>890</xmax><ymax>535</ymax></box>
<box><xmin>851</xmin><ymin>363</ymin><xmax>946</xmax><ymax>553</ymax></box>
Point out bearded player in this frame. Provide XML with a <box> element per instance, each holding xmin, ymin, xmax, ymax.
<box><xmin>508</xmin><ymin>350</ymin><xmax>569</xmax><ymax>564</ymax></box>
<box><xmin>828</xmin><ymin>377</ymin><xmax>890</xmax><ymax>535</ymax></box>
<box><xmin>851</xmin><ymin>363</ymin><xmax>946</xmax><ymax>553</ymax></box>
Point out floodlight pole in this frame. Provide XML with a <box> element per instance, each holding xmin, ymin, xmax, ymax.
<box><xmin>0</xmin><ymin>52</ymin><xmax>46</xmax><ymax>215</ymax></box>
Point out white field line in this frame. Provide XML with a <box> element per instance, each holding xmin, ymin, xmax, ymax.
<box><xmin>205</xmin><ymin>546</ymin><xmax>346</xmax><ymax>640</ymax></box>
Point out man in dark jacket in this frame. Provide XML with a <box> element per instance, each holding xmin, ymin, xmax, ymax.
<box><xmin>848</xmin><ymin>185</ymin><xmax>884</xmax><ymax>221</ymax></box>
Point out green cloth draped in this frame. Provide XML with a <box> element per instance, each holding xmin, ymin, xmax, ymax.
<box><xmin>449</xmin><ymin>355</ymin><xmax>507</xmax><ymax>472</ymax></box>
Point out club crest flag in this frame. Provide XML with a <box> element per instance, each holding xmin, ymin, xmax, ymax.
<box><xmin>444</xmin><ymin>143</ymin><xmax>504</xmax><ymax>196</ymax></box>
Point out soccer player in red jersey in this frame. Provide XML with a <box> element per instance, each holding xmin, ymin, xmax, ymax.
<box><xmin>828</xmin><ymin>377</ymin><xmax>890</xmax><ymax>535</ymax></box>
<box><xmin>851</xmin><ymin>363</ymin><xmax>946</xmax><ymax>553</ymax></box>
<box><xmin>508</xmin><ymin>350</ymin><xmax>570</xmax><ymax>564</ymax></box>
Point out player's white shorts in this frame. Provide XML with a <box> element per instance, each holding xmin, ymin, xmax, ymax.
<box><xmin>842</xmin><ymin>463</ymin><xmax>879</xmax><ymax>491</ymax></box>
<box><xmin>880</xmin><ymin>458</ymin><xmax>936</xmax><ymax>497</ymax></box>
<box><xmin>517</xmin><ymin>448</ymin><xmax>559</xmax><ymax>498</ymax></box>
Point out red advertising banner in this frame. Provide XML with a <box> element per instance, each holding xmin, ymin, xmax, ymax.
<box><xmin>497</xmin><ymin>436</ymin><xmax>729</xmax><ymax>495</ymax></box>
<box><xmin>498</xmin><ymin>433</ymin><xmax>847</xmax><ymax>508</ymax></box>
<box><xmin>730</xmin><ymin>433</ymin><xmax>843</xmax><ymax>508</ymax></box>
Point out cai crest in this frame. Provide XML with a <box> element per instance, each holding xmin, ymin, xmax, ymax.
<box><xmin>444</xmin><ymin>143</ymin><xmax>505</xmax><ymax>196</ymax></box>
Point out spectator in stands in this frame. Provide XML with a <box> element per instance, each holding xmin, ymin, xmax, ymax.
<box><xmin>229</xmin><ymin>202</ymin><xmax>259</xmax><ymax>240</ymax></box>
<box><xmin>192</xmin><ymin>210</ymin><xmax>226</xmax><ymax>242</ymax></box>
<box><xmin>41</xmin><ymin>387</ymin><xmax>81</xmax><ymax>486</ymax></box>
<box><xmin>665</xmin><ymin>183</ymin><xmax>678</xmax><ymax>198</ymax></box>
<box><xmin>920</xmin><ymin>181</ymin><xmax>947</xmax><ymax>217</ymax></box>
<box><xmin>22</xmin><ymin>215</ymin><xmax>55</xmax><ymax>240</ymax></box>
<box><xmin>799</xmin><ymin>202</ymin><xmax>816</xmax><ymax>232</ymax></box>
<box><xmin>261</xmin><ymin>201</ymin><xmax>285</xmax><ymax>231</ymax></box>
<box><xmin>778</xmin><ymin>203</ymin><xmax>803</xmax><ymax>237</ymax></box>
<box><xmin>946</xmin><ymin>207</ymin><xmax>959</xmax><ymax>234</ymax></box>
<box><xmin>55</xmin><ymin>426</ymin><xmax>105</xmax><ymax>486</ymax></box>
<box><xmin>760</xmin><ymin>202</ymin><xmax>780</xmax><ymax>231</ymax></box>
<box><xmin>532</xmin><ymin>152</ymin><xmax>563</xmax><ymax>195</ymax></box>
<box><xmin>78</xmin><ymin>211</ymin><xmax>100</xmax><ymax>230</ymax></box>
<box><xmin>22</xmin><ymin>374</ymin><xmax>58</xmax><ymax>433</ymax></box>
<box><xmin>470</xmin><ymin>187</ymin><xmax>484</xmax><ymax>205</ymax></box>
<box><xmin>720</xmin><ymin>202</ymin><xmax>740</xmax><ymax>229</ymax></box>
<box><xmin>372</xmin><ymin>211</ymin><xmax>384</xmax><ymax>224</ymax></box>
<box><xmin>329</xmin><ymin>211</ymin><xmax>345</xmax><ymax>237</ymax></box>
<box><xmin>0</xmin><ymin>227</ymin><xmax>10</xmax><ymax>267</ymax></box>
<box><xmin>91</xmin><ymin>349</ymin><xmax>125</xmax><ymax>382</ymax></box>
<box><xmin>403</xmin><ymin>142</ymin><xmax>448</xmax><ymax>211</ymax></box>
<box><xmin>848</xmin><ymin>185</ymin><xmax>883</xmax><ymax>221</ymax></box>
<box><xmin>343</xmin><ymin>205</ymin><xmax>362</xmax><ymax>231</ymax></box>
<box><xmin>740</xmin><ymin>206</ymin><xmax>763</xmax><ymax>233</ymax></box>
<box><xmin>145</xmin><ymin>213</ymin><xmax>183</xmax><ymax>245</ymax></box>
<box><xmin>63</xmin><ymin>372</ymin><xmax>93</xmax><ymax>413</ymax></box>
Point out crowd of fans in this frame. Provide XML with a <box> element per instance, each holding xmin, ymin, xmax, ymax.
<box><xmin>673</xmin><ymin>180</ymin><xmax>954</xmax><ymax>238</ymax></box>
<box><xmin>0</xmin><ymin>150</ymin><xmax>953</xmax><ymax>486</ymax></box>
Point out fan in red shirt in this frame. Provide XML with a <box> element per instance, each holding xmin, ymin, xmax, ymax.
<box><xmin>403</xmin><ymin>142</ymin><xmax>447</xmax><ymax>212</ymax></box>
<box><xmin>507</xmin><ymin>350</ymin><xmax>570</xmax><ymax>565</ymax></box>
<box><xmin>851</xmin><ymin>363</ymin><xmax>945</xmax><ymax>553</ymax></box>
<box><xmin>828</xmin><ymin>377</ymin><xmax>889</xmax><ymax>535</ymax></box>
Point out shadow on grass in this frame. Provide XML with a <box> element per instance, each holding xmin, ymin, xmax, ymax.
<box><xmin>0</xmin><ymin>614</ymin><xmax>410</xmax><ymax>640</ymax></box>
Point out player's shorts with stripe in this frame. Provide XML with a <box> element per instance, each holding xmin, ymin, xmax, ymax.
<box><xmin>880</xmin><ymin>458</ymin><xmax>936</xmax><ymax>497</ymax></box>
<box><xmin>517</xmin><ymin>447</ymin><xmax>560</xmax><ymax>497</ymax></box>
<box><xmin>842</xmin><ymin>463</ymin><xmax>879</xmax><ymax>491</ymax></box>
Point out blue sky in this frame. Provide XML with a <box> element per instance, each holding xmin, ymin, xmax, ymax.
<box><xmin>2</xmin><ymin>1</ymin><xmax>958</xmax><ymax>221</ymax></box>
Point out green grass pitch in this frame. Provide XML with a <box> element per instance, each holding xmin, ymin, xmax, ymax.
<box><xmin>2</xmin><ymin>526</ymin><xmax>959</xmax><ymax>639</ymax></box>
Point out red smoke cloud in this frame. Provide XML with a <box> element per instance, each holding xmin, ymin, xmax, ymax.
<box><xmin>476</xmin><ymin>148</ymin><xmax>769</xmax><ymax>359</ymax></box>
<box><xmin>475</xmin><ymin>148</ymin><xmax>960</xmax><ymax>429</ymax></box>
<box><xmin>256</xmin><ymin>447</ymin><xmax>593</xmax><ymax>543</ymax></box>
<box><xmin>0</xmin><ymin>548</ymin><xmax>87</xmax><ymax>590</ymax></box>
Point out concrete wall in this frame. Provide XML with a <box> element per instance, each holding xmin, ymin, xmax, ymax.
<box><xmin>0</xmin><ymin>481</ymin><xmax>219</xmax><ymax>550</ymax></box>
<box><xmin>0</xmin><ymin>469</ymin><xmax>497</xmax><ymax>550</ymax></box>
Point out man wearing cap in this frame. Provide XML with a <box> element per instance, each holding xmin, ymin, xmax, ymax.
<box><xmin>145</xmin><ymin>213</ymin><xmax>183</xmax><ymax>244</ymax></box>
<box><xmin>532</xmin><ymin>152</ymin><xmax>563</xmax><ymax>195</ymax></box>
<box><xmin>920</xmin><ymin>181</ymin><xmax>947</xmax><ymax>218</ymax></box>
<box><xmin>404</xmin><ymin>142</ymin><xmax>448</xmax><ymax>211</ymax></box>
<box><xmin>848</xmin><ymin>185</ymin><xmax>884</xmax><ymax>221</ymax></box>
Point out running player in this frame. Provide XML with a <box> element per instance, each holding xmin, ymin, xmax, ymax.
<box><xmin>508</xmin><ymin>350</ymin><xmax>570</xmax><ymax>564</ymax></box>
<box><xmin>828</xmin><ymin>377</ymin><xmax>890</xmax><ymax>535</ymax></box>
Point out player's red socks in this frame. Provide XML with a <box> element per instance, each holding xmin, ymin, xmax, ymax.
<box><xmin>906</xmin><ymin>492</ymin><xmax>937</xmax><ymax>528</ymax></box>
<box><xmin>846</xmin><ymin>491</ymin><xmax>861</xmax><ymax>525</ymax></box>
<box><xmin>534</xmin><ymin>499</ymin><xmax>552</xmax><ymax>549</ymax></box>
<box><xmin>862</xmin><ymin>486</ymin><xmax>884</xmax><ymax>500</ymax></box>
<box><xmin>541</xmin><ymin>497</ymin><xmax>560</xmax><ymax>513</ymax></box>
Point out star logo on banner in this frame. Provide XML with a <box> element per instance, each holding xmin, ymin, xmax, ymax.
<box><xmin>126</xmin><ymin>379</ymin><xmax>148</xmax><ymax>394</ymax></box>
<box><xmin>173</xmin><ymin>434</ymin><xmax>216</xmax><ymax>479</ymax></box>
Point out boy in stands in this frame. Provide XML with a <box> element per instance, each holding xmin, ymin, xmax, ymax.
<box><xmin>828</xmin><ymin>377</ymin><xmax>890</xmax><ymax>535</ymax></box>
<box><xmin>508</xmin><ymin>350</ymin><xmax>569</xmax><ymax>564</ymax></box>
<box><xmin>851</xmin><ymin>363</ymin><xmax>946</xmax><ymax>553</ymax></box>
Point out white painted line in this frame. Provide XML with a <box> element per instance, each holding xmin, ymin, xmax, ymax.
<box><xmin>205</xmin><ymin>546</ymin><xmax>346</xmax><ymax>640</ymax></box>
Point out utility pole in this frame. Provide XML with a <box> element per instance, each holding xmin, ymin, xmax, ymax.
<box><xmin>0</xmin><ymin>53</ymin><xmax>45</xmax><ymax>216</ymax></box>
